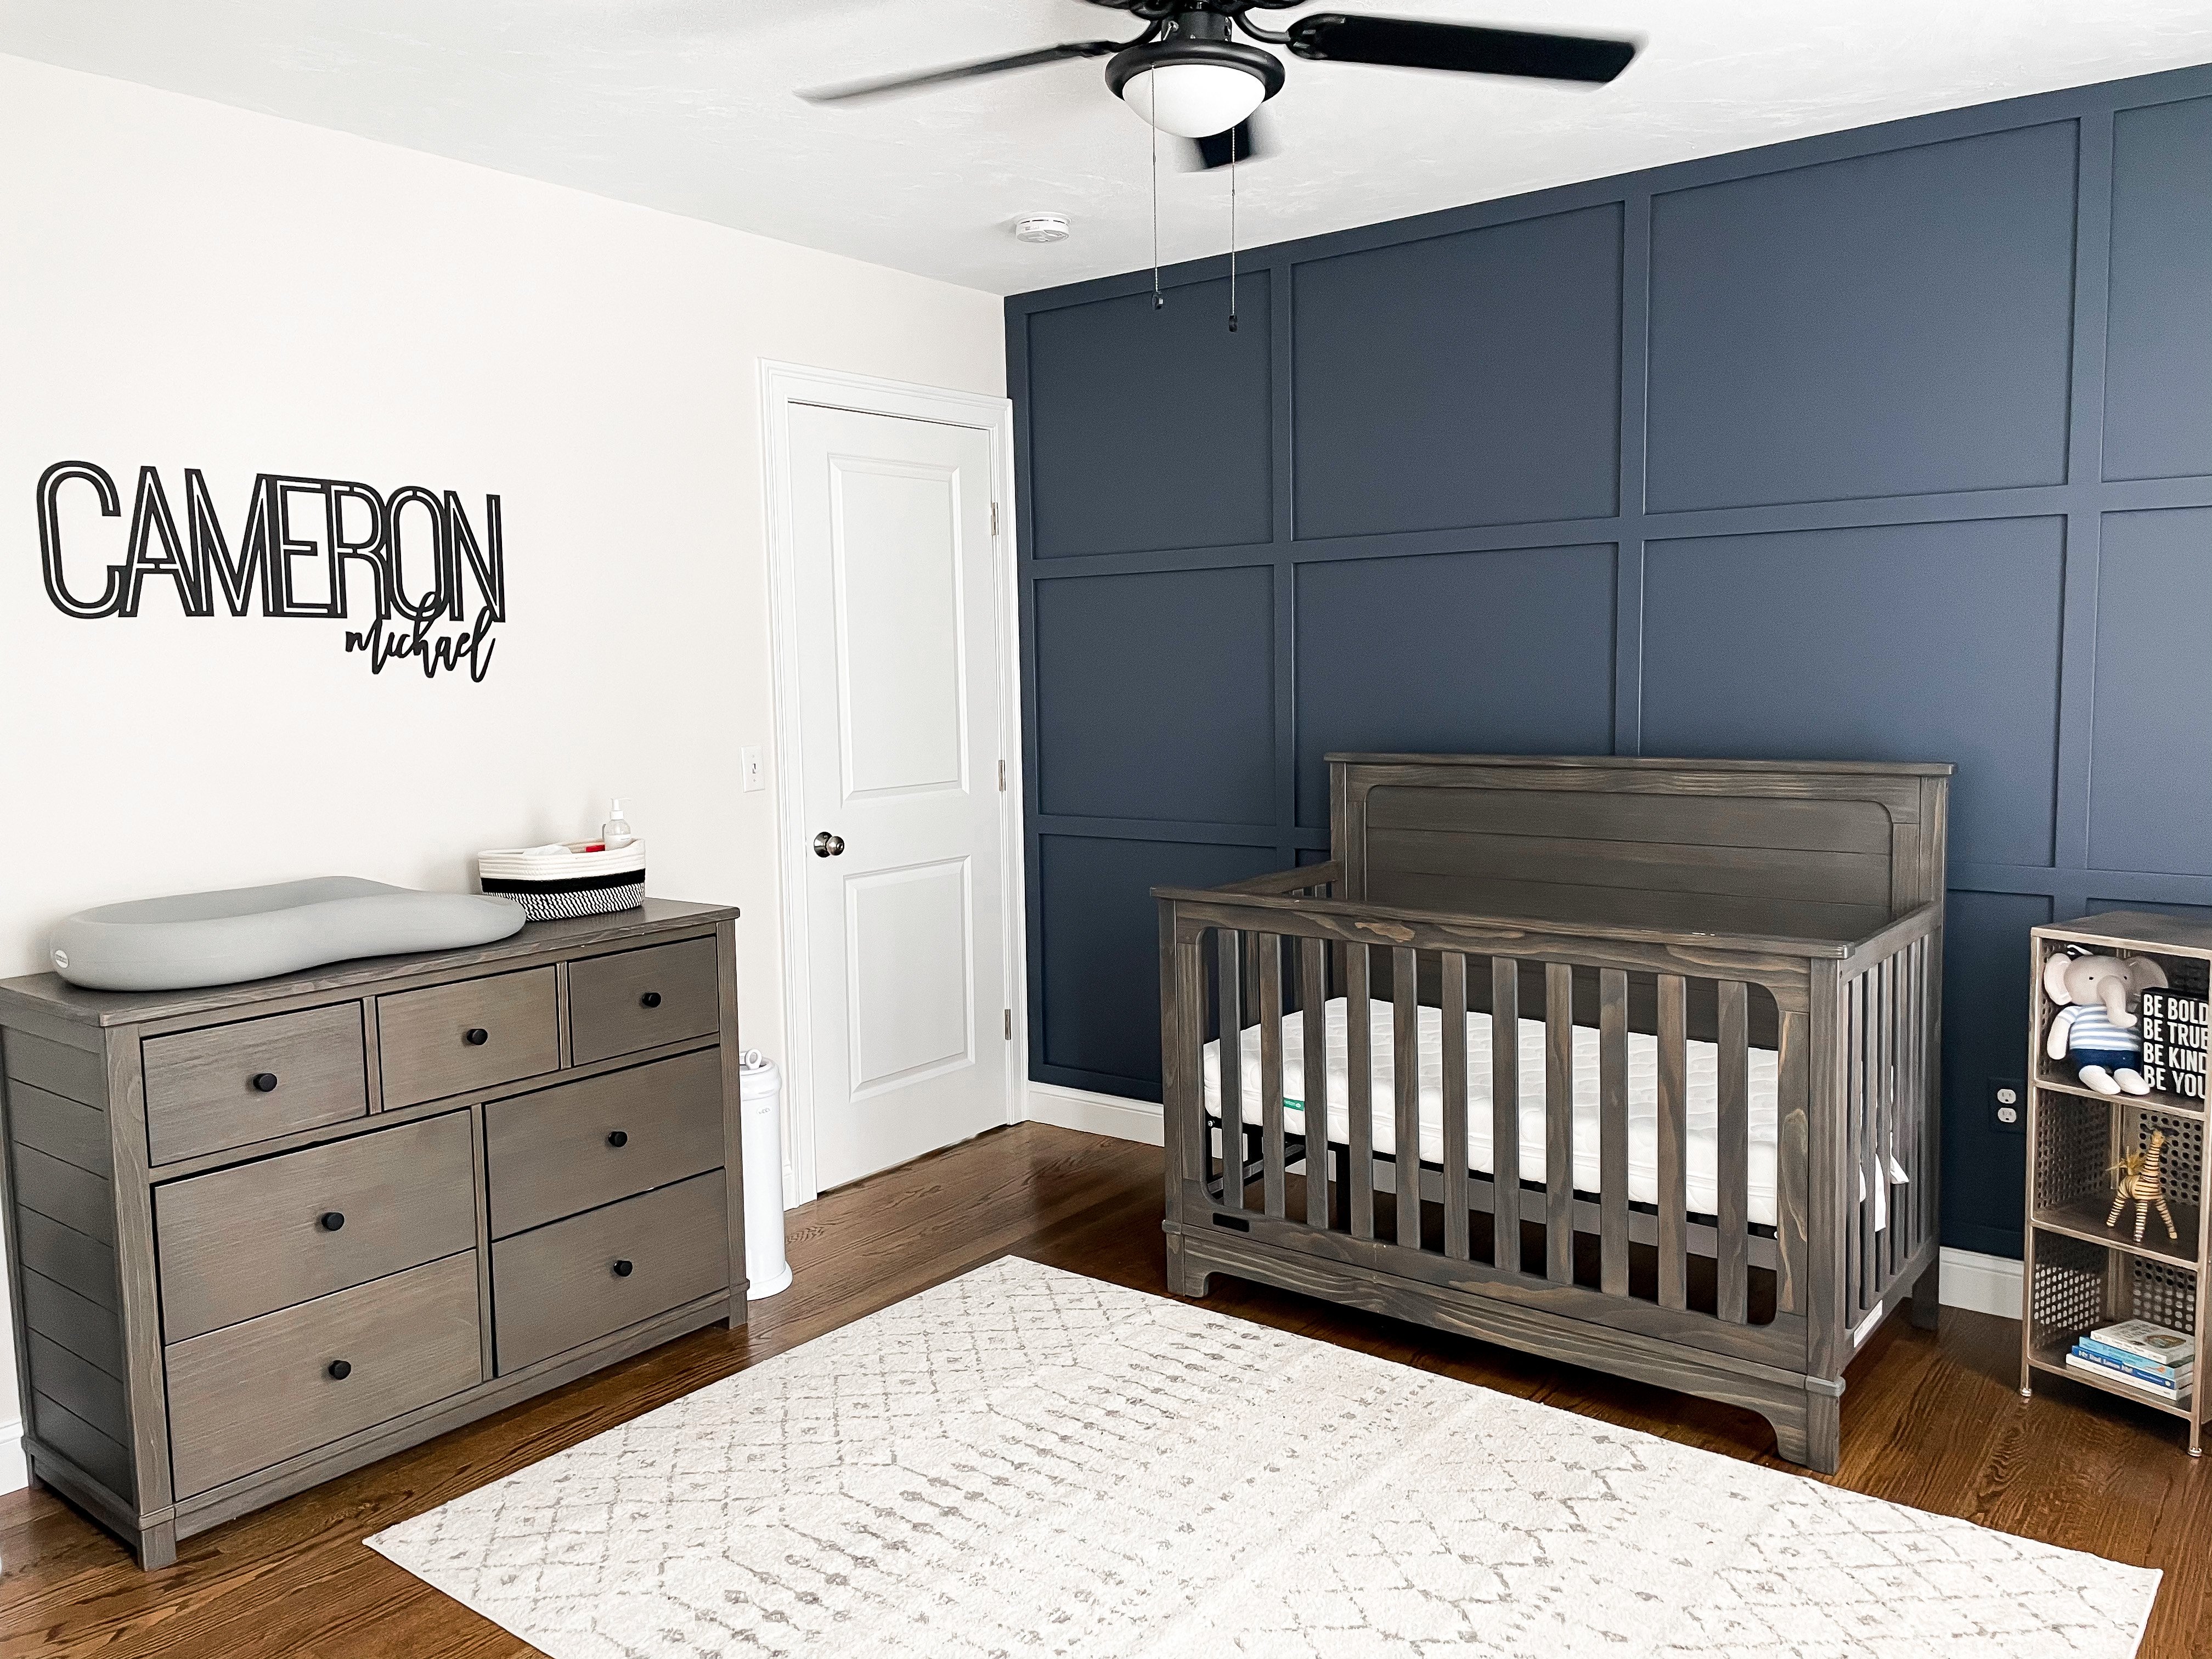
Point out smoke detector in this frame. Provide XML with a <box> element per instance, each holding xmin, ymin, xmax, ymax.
<box><xmin>1012</xmin><ymin>213</ymin><xmax>1070</xmax><ymax>244</ymax></box>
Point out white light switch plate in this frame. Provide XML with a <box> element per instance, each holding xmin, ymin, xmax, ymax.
<box><xmin>741</xmin><ymin>746</ymin><xmax>764</xmax><ymax>793</ymax></box>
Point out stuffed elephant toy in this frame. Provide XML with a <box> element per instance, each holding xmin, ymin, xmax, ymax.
<box><xmin>2044</xmin><ymin>951</ymin><xmax>2169</xmax><ymax>1095</ymax></box>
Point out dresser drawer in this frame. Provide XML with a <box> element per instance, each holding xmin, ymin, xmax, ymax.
<box><xmin>376</xmin><ymin>968</ymin><xmax>560</xmax><ymax>1108</ymax></box>
<box><xmin>165</xmin><ymin>1250</ymin><xmax>481</xmax><ymax>1500</ymax></box>
<box><xmin>154</xmin><ymin>1111</ymin><xmax>476</xmax><ymax>1342</ymax></box>
<box><xmin>567</xmin><ymin>937</ymin><xmax>720</xmax><ymax>1066</ymax></box>
<box><xmin>485</xmin><ymin>1050</ymin><xmax>724</xmax><ymax>1239</ymax></box>
<box><xmin>143</xmin><ymin>1003</ymin><xmax>368</xmax><ymax>1165</ymax></box>
<box><xmin>492</xmin><ymin>1170</ymin><xmax>726</xmax><ymax>1373</ymax></box>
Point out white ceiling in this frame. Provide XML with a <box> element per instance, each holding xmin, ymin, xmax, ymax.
<box><xmin>5</xmin><ymin>1</ymin><xmax>2211</xmax><ymax>295</ymax></box>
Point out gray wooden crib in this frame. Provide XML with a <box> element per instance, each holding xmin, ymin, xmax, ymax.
<box><xmin>1153</xmin><ymin>754</ymin><xmax>1951</xmax><ymax>1472</ymax></box>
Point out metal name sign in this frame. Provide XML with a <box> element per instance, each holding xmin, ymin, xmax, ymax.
<box><xmin>36</xmin><ymin>461</ymin><xmax>507</xmax><ymax>682</ymax></box>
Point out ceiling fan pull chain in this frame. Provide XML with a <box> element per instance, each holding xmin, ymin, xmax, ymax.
<box><xmin>1228</xmin><ymin>122</ymin><xmax>1239</xmax><ymax>334</ymax></box>
<box><xmin>1150</xmin><ymin>111</ymin><xmax>1163</xmax><ymax>310</ymax></box>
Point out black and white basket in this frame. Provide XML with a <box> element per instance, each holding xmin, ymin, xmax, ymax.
<box><xmin>477</xmin><ymin>840</ymin><xmax>646</xmax><ymax>921</ymax></box>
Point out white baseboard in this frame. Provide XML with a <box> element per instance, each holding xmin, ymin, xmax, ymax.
<box><xmin>1022</xmin><ymin>1083</ymin><xmax>1163</xmax><ymax>1146</ymax></box>
<box><xmin>1938</xmin><ymin>1245</ymin><xmax>2023</xmax><ymax>1318</ymax></box>
<box><xmin>0</xmin><ymin>1419</ymin><xmax>24</xmax><ymax>1495</ymax></box>
<box><xmin>1023</xmin><ymin>1085</ymin><xmax>2027</xmax><ymax>1321</ymax></box>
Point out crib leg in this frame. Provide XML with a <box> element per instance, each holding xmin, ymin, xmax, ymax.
<box><xmin>1165</xmin><ymin>1233</ymin><xmax>1212</xmax><ymax>1300</ymax></box>
<box><xmin>1909</xmin><ymin>1254</ymin><xmax>1941</xmax><ymax>1330</ymax></box>
<box><xmin>1768</xmin><ymin>1387</ymin><xmax>1842</xmax><ymax>1475</ymax></box>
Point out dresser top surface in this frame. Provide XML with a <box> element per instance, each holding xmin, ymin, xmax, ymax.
<box><xmin>0</xmin><ymin>897</ymin><xmax>736</xmax><ymax>1029</ymax></box>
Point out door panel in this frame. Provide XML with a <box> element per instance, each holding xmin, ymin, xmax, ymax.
<box><xmin>791</xmin><ymin>404</ymin><xmax>1008</xmax><ymax>1190</ymax></box>
<box><xmin>846</xmin><ymin>857</ymin><xmax>973</xmax><ymax>1097</ymax></box>
<box><xmin>832</xmin><ymin>459</ymin><xmax>969</xmax><ymax>799</ymax></box>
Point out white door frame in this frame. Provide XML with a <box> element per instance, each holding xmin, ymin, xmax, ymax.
<box><xmin>758</xmin><ymin>360</ymin><xmax>1025</xmax><ymax>1207</ymax></box>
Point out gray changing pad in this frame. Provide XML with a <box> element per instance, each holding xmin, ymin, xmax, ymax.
<box><xmin>49</xmin><ymin>877</ymin><xmax>527</xmax><ymax>991</ymax></box>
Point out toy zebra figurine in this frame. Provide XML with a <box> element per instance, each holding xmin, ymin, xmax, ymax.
<box><xmin>2108</xmin><ymin>1129</ymin><xmax>2180</xmax><ymax>1244</ymax></box>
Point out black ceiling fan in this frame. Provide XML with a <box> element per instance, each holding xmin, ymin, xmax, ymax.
<box><xmin>800</xmin><ymin>2</ymin><xmax>1638</xmax><ymax>171</ymax></box>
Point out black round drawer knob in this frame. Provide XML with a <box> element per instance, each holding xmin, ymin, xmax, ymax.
<box><xmin>606</xmin><ymin>1130</ymin><xmax>629</xmax><ymax>1148</ymax></box>
<box><xmin>327</xmin><ymin>1359</ymin><xmax>352</xmax><ymax>1381</ymax></box>
<box><xmin>251</xmin><ymin>1073</ymin><xmax>280</xmax><ymax>1093</ymax></box>
<box><xmin>640</xmin><ymin>991</ymin><xmax>662</xmax><ymax>1009</ymax></box>
<box><xmin>319</xmin><ymin>1211</ymin><xmax>346</xmax><ymax>1232</ymax></box>
<box><xmin>464</xmin><ymin>1027</ymin><xmax>489</xmax><ymax>1046</ymax></box>
<box><xmin>612</xmin><ymin>1259</ymin><xmax>634</xmax><ymax>1278</ymax></box>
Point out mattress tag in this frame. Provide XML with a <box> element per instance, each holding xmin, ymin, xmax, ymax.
<box><xmin>1852</xmin><ymin>1300</ymin><xmax>1885</xmax><ymax>1348</ymax></box>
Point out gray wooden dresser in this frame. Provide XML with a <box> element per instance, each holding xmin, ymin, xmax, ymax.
<box><xmin>0</xmin><ymin>896</ymin><xmax>744</xmax><ymax>1568</ymax></box>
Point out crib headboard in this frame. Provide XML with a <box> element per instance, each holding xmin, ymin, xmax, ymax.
<box><xmin>1328</xmin><ymin>754</ymin><xmax>1952</xmax><ymax>944</ymax></box>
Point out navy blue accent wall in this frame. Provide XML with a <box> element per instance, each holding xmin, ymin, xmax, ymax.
<box><xmin>1007</xmin><ymin>65</ymin><xmax>2212</xmax><ymax>1259</ymax></box>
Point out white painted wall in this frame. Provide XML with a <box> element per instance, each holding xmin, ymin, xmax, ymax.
<box><xmin>0</xmin><ymin>53</ymin><xmax>1003</xmax><ymax>1490</ymax></box>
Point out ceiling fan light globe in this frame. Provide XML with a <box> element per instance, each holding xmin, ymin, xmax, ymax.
<box><xmin>1118</xmin><ymin>63</ymin><xmax>1267</xmax><ymax>139</ymax></box>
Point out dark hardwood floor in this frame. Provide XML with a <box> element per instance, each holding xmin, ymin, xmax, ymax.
<box><xmin>1</xmin><ymin>1121</ymin><xmax>2204</xmax><ymax>1656</ymax></box>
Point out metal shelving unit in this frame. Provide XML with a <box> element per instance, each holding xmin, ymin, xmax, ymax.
<box><xmin>2021</xmin><ymin>912</ymin><xmax>2212</xmax><ymax>1457</ymax></box>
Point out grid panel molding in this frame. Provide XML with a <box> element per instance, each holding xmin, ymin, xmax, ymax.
<box><xmin>1008</xmin><ymin>65</ymin><xmax>2212</xmax><ymax>1259</ymax></box>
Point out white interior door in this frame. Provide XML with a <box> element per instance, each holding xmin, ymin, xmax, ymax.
<box><xmin>788</xmin><ymin>402</ymin><xmax>1009</xmax><ymax>1191</ymax></box>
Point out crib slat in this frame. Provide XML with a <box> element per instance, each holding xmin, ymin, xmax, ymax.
<box><xmin>1844</xmin><ymin>970</ymin><xmax>1864</xmax><ymax>1318</ymax></box>
<box><xmin>1880</xmin><ymin>953</ymin><xmax>1899</xmax><ymax>1287</ymax></box>
<box><xmin>1905</xmin><ymin>943</ymin><xmax>1921</xmax><ymax>1262</ymax></box>
<box><xmin>1775</xmin><ymin>1006</ymin><xmax>1808</xmax><ymax>1316</ymax></box>
<box><xmin>1217</xmin><ymin>931</ymin><xmax>1244</xmax><ymax>1212</ymax></box>
<box><xmin>1858</xmin><ymin>969</ymin><xmax>1876</xmax><ymax>1318</ymax></box>
<box><xmin>1717</xmin><ymin>978</ymin><xmax>1750</xmax><ymax>1324</ymax></box>
<box><xmin>1876</xmin><ymin>960</ymin><xmax>1893</xmax><ymax>1300</ymax></box>
<box><xmin>1492</xmin><ymin>956</ymin><xmax>1521</xmax><ymax>1273</ymax></box>
<box><xmin>1441</xmin><ymin>953</ymin><xmax>1471</xmax><ymax>1261</ymax></box>
<box><xmin>1393</xmin><ymin>947</ymin><xmax>1421</xmax><ymax>1250</ymax></box>
<box><xmin>1911</xmin><ymin>942</ymin><xmax>1928</xmax><ymax>1256</ymax></box>
<box><xmin>1898</xmin><ymin>948</ymin><xmax>1915</xmax><ymax>1279</ymax></box>
<box><xmin>1346</xmin><ymin>944</ymin><xmax>1375</xmax><ymax>1240</ymax></box>
<box><xmin>1656</xmin><ymin>973</ymin><xmax>1688</xmax><ymax>1310</ymax></box>
<box><xmin>1908</xmin><ymin>938</ymin><xmax>1927</xmax><ymax>1257</ymax></box>
<box><xmin>1598</xmin><ymin>968</ymin><xmax>1630</xmax><ymax>1297</ymax></box>
<box><xmin>1545</xmin><ymin>962</ymin><xmax>1574</xmax><ymax>1285</ymax></box>
<box><xmin>1259</xmin><ymin>933</ymin><xmax>1286</xmax><ymax>1220</ymax></box>
<box><xmin>1300</xmin><ymin>937</ymin><xmax>1330</xmax><ymax>1231</ymax></box>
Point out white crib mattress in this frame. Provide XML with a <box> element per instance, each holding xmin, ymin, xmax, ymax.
<box><xmin>1201</xmin><ymin>997</ymin><xmax>1781</xmax><ymax>1228</ymax></box>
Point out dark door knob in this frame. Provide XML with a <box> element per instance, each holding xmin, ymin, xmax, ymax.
<box><xmin>606</xmin><ymin>1130</ymin><xmax>629</xmax><ymax>1148</ymax></box>
<box><xmin>812</xmin><ymin>832</ymin><xmax>845</xmax><ymax>858</ymax></box>
<box><xmin>640</xmin><ymin>991</ymin><xmax>662</xmax><ymax>1008</ymax></box>
<box><xmin>251</xmin><ymin>1073</ymin><xmax>280</xmax><ymax>1093</ymax></box>
<box><xmin>327</xmin><ymin>1359</ymin><xmax>352</xmax><ymax>1380</ymax></box>
<box><xmin>465</xmin><ymin>1027</ymin><xmax>489</xmax><ymax>1046</ymax></box>
<box><xmin>319</xmin><ymin>1211</ymin><xmax>346</xmax><ymax>1232</ymax></box>
<box><xmin>612</xmin><ymin>1259</ymin><xmax>634</xmax><ymax>1278</ymax></box>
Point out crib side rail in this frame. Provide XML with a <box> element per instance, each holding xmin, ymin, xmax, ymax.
<box><xmin>1155</xmin><ymin>881</ymin><xmax>1821</xmax><ymax>1370</ymax></box>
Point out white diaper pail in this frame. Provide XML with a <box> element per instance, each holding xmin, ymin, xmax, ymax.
<box><xmin>737</xmin><ymin>1051</ymin><xmax>793</xmax><ymax>1297</ymax></box>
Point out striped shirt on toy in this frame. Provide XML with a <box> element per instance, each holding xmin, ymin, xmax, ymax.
<box><xmin>2064</xmin><ymin>1006</ymin><xmax>2142</xmax><ymax>1056</ymax></box>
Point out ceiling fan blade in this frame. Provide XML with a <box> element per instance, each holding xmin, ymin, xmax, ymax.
<box><xmin>801</xmin><ymin>40</ymin><xmax>1125</xmax><ymax>104</ymax></box>
<box><xmin>1286</xmin><ymin>15</ymin><xmax>1635</xmax><ymax>84</ymax></box>
<box><xmin>1190</xmin><ymin>114</ymin><xmax>1270</xmax><ymax>172</ymax></box>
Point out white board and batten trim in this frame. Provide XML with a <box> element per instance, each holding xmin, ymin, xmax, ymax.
<box><xmin>1019</xmin><ymin>1084</ymin><xmax>2027</xmax><ymax>1318</ymax></box>
<box><xmin>759</xmin><ymin>361</ymin><xmax>1025</xmax><ymax>1207</ymax></box>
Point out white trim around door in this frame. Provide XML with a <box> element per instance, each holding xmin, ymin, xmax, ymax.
<box><xmin>758</xmin><ymin>361</ymin><xmax>1025</xmax><ymax>1207</ymax></box>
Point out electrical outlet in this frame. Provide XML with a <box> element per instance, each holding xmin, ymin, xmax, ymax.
<box><xmin>1988</xmin><ymin>1077</ymin><xmax>2025</xmax><ymax>1134</ymax></box>
<box><xmin>741</xmin><ymin>746</ymin><xmax>764</xmax><ymax>793</ymax></box>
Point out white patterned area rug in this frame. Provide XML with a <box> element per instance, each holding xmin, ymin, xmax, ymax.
<box><xmin>369</xmin><ymin>1256</ymin><xmax>2158</xmax><ymax>1658</ymax></box>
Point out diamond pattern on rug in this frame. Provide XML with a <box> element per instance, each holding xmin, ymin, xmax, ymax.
<box><xmin>369</xmin><ymin>1257</ymin><xmax>2158</xmax><ymax>1659</ymax></box>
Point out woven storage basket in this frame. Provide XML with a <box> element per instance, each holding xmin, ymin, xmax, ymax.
<box><xmin>477</xmin><ymin>840</ymin><xmax>645</xmax><ymax>921</ymax></box>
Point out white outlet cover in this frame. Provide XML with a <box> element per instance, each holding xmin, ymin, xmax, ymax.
<box><xmin>741</xmin><ymin>746</ymin><xmax>764</xmax><ymax>793</ymax></box>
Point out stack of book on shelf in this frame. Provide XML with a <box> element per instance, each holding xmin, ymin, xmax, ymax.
<box><xmin>2068</xmin><ymin>1318</ymin><xmax>2195</xmax><ymax>1400</ymax></box>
